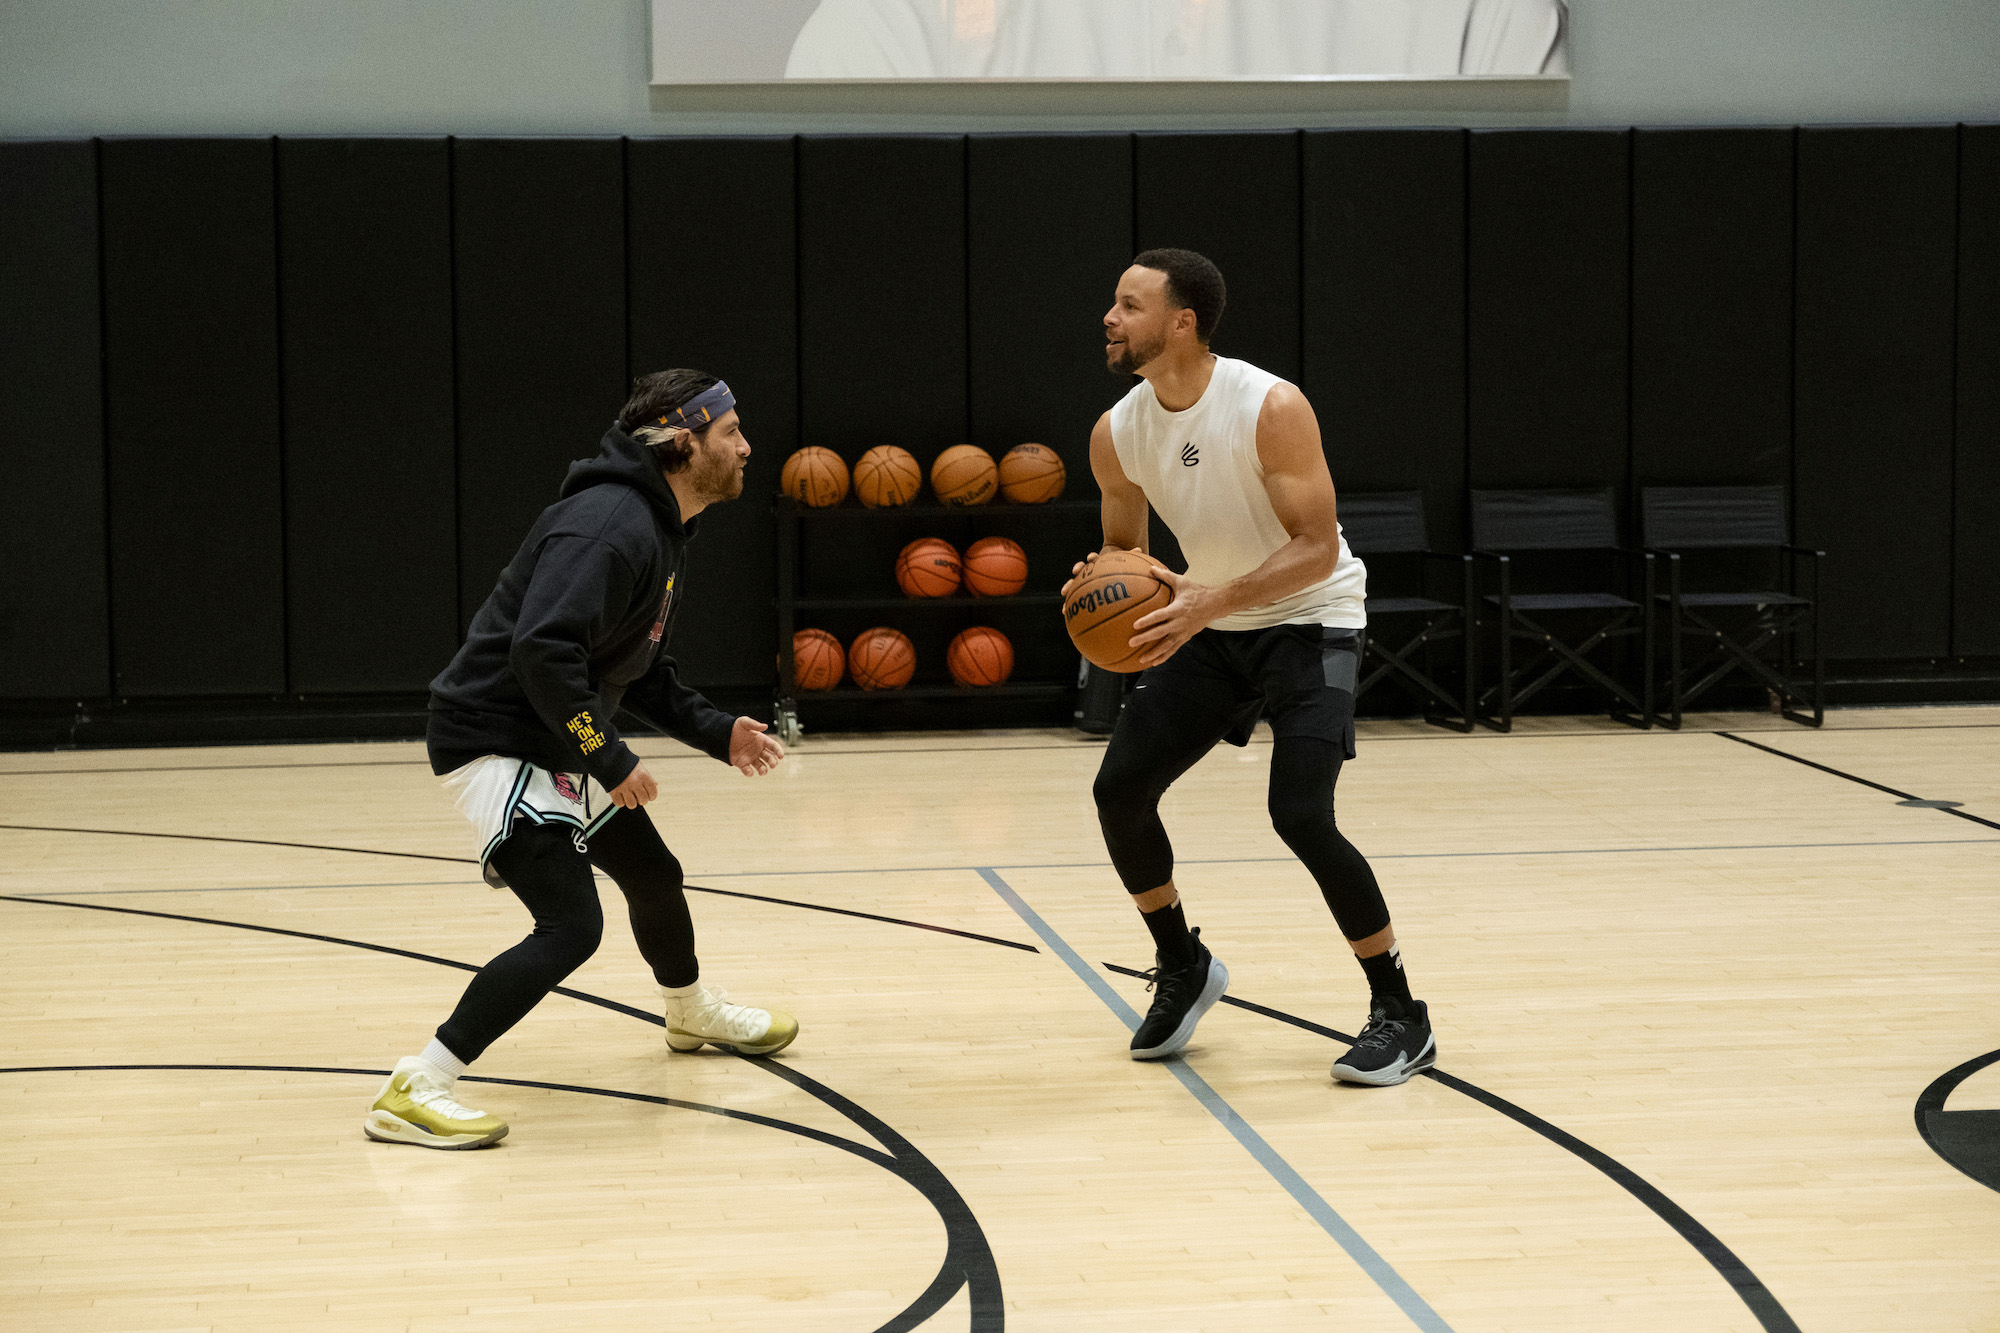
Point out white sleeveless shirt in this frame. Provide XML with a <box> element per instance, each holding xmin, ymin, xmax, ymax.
<box><xmin>1108</xmin><ymin>356</ymin><xmax>1366</xmax><ymax>631</ymax></box>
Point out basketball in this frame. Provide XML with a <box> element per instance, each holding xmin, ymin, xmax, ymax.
<box><xmin>930</xmin><ymin>444</ymin><xmax>998</xmax><ymax>506</ymax></box>
<box><xmin>962</xmin><ymin>536</ymin><xmax>1028</xmax><ymax>597</ymax></box>
<box><xmin>947</xmin><ymin>626</ymin><xmax>1014</xmax><ymax>687</ymax></box>
<box><xmin>998</xmin><ymin>443</ymin><xmax>1066</xmax><ymax>504</ymax></box>
<box><xmin>848</xmin><ymin>627</ymin><xmax>916</xmax><ymax>689</ymax></box>
<box><xmin>780</xmin><ymin>447</ymin><xmax>850</xmax><ymax>507</ymax></box>
<box><xmin>1062</xmin><ymin>550</ymin><xmax>1173</xmax><ymax>671</ymax></box>
<box><xmin>896</xmin><ymin>537</ymin><xmax>962</xmax><ymax>597</ymax></box>
<box><xmin>791</xmin><ymin>628</ymin><xmax>845</xmax><ymax>691</ymax></box>
<box><xmin>854</xmin><ymin>445</ymin><xmax>922</xmax><ymax>508</ymax></box>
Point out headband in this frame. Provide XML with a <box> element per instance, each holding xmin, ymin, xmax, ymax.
<box><xmin>653</xmin><ymin>381</ymin><xmax>735</xmax><ymax>433</ymax></box>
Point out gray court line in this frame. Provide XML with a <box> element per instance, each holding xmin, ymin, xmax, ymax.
<box><xmin>975</xmin><ymin>866</ymin><xmax>1455</xmax><ymax>1333</ymax></box>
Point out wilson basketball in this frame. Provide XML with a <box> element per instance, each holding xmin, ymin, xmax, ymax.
<box><xmin>896</xmin><ymin>537</ymin><xmax>962</xmax><ymax>597</ymax></box>
<box><xmin>930</xmin><ymin>444</ymin><xmax>998</xmax><ymax>507</ymax></box>
<box><xmin>854</xmin><ymin>445</ymin><xmax>922</xmax><ymax>508</ymax></box>
<box><xmin>947</xmin><ymin>626</ymin><xmax>1014</xmax><ymax>687</ymax></box>
<box><xmin>1063</xmin><ymin>550</ymin><xmax>1173</xmax><ymax>671</ymax></box>
<box><xmin>962</xmin><ymin>536</ymin><xmax>1027</xmax><ymax>597</ymax></box>
<box><xmin>848</xmin><ymin>627</ymin><xmax>916</xmax><ymax>690</ymax></box>
<box><xmin>998</xmin><ymin>443</ymin><xmax>1066</xmax><ymax>504</ymax></box>
<box><xmin>780</xmin><ymin>447</ymin><xmax>850</xmax><ymax>507</ymax></box>
<box><xmin>792</xmin><ymin>628</ymin><xmax>845</xmax><ymax>691</ymax></box>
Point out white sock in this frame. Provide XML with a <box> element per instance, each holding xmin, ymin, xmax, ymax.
<box><xmin>418</xmin><ymin>1038</ymin><xmax>468</xmax><ymax>1083</ymax></box>
<box><xmin>661</xmin><ymin>980</ymin><xmax>703</xmax><ymax>1000</ymax></box>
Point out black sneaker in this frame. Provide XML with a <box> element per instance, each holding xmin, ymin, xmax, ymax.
<box><xmin>1331</xmin><ymin>996</ymin><xmax>1437</xmax><ymax>1085</ymax></box>
<box><xmin>1129</xmin><ymin>928</ymin><xmax>1230</xmax><ymax>1061</ymax></box>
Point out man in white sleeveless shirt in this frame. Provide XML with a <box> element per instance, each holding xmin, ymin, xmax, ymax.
<box><xmin>1065</xmin><ymin>249</ymin><xmax>1435</xmax><ymax>1085</ymax></box>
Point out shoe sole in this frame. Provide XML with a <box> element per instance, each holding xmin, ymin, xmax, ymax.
<box><xmin>1130</xmin><ymin>957</ymin><xmax>1230</xmax><ymax>1061</ymax></box>
<box><xmin>362</xmin><ymin>1109</ymin><xmax>508</xmax><ymax>1150</ymax></box>
<box><xmin>1331</xmin><ymin>1034</ymin><xmax>1437</xmax><ymax>1086</ymax></box>
<box><xmin>666</xmin><ymin>1028</ymin><xmax>799</xmax><ymax>1057</ymax></box>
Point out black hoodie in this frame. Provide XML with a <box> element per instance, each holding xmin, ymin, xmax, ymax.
<box><xmin>426</xmin><ymin>424</ymin><xmax>737</xmax><ymax>786</ymax></box>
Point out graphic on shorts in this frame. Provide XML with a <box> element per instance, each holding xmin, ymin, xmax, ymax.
<box><xmin>552</xmin><ymin>773</ymin><xmax>585</xmax><ymax>805</ymax></box>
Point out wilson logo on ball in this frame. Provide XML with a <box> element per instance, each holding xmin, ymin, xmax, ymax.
<box><xmin>1065</xmin><ymin>582</ymin><xmax>1130</xmax><ymax>619</ymax></box>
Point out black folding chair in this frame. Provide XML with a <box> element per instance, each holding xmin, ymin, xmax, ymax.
<box><xmin>1641</xmin><ymin>485</ymin><xmax>1824</xmax><ymax>729</ymax></box>
<box><xmin>1471</xmin><ymin>488</ymin><xmax>1655</xmax><ymax>732</ymax></box>
<box><xmin>1338</xmin><ymin>492</ymin><xmax>1475</xmax><ymax>732</ymax></box>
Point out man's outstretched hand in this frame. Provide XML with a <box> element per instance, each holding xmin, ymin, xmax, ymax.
<box><xmin>730</xmin><ymin>716</ymin><xmax>786</xmax><ymax>776</ymax></box>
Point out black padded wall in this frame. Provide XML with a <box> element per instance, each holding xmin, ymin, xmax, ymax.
<box><xmin>452</xmin><ymin>138</ymin><xmax>627</xmax><ymax>632</ymax></box>
<box><xmin>1467</xmin><ymin>130</ymin><xmax>1631</xmax><ymax>495</ymax></box>
<box><xmin>1136</xmin><ymin>133</ymin><xmax>1302</xmax><ymax>383</ymax></box>
<box><xmin>1956</xmin><ymin>124</ymin><xmax>2000</xmax><ymax>657</ymax></box>
<box><xmin>967</xmin><ymin>134</ymin><xmax>1133</xmax><ymax>467</ymax></box>
<box><xmin>628</xmin><ymin>137</ymin><xmax>797</xmax><ymax>690</ymax></box>
<box><xmin>1794</xmin><ymin>127</ymin><xmax>1958</xmax><ymax>658</ymax></box>
<box><xmin>0</xmin><ymin>140</ymin><xmax>108</xmax><ymax>699</ymax></box>
<box><xmin>278</xmin><ymin>138</ymin><xmax>457</xmax><ymax>693</ymax></box>
<box><xmin>1303</xmin><ymin>129</ymin><xmax>1467</xmax><ymax>550</ymax></box>
<box><xmin>100</xmin><ymin>138</ymin><xmax>285</xmax><ymax>696</ymax></box>
<box><xmin>1631</xmin><ymin>128</ymin><xmax>1795</xmax><ymax>489</ymax></box>
<box><xmin>799</xmin><ymin>136</ymin><xmax>967</xmax><ymax>458</ymax></box>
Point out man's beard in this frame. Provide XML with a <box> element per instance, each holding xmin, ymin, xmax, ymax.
<box><xmin>1107</xmin><ymin>329</ymin><xmax>1165</xmax><ymax>376</ymax></box>
<box><xmin>688</xmin><ymin>443</ymin><xmax>743</xmax><ymax>505</ymax></box>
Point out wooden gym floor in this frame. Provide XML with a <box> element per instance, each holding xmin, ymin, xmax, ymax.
<box><xmin>3</xmin><ymin>707</ymin><xmax>1997</xmax><ymax>1332</ymax></box>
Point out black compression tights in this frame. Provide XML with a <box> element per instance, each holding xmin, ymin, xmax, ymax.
<box><xmin>1094</xmin><ymin>732</ymin><xmax>1391</xmax><ymax>944</ymax></box>
<box><xmin>435</xmin><ymin>807</ymin><xmax>697</xmax><ymax>1064</ymax></box>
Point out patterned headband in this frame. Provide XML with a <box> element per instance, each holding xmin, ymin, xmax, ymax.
<box><xmin>653</xmin><ymin>381</ymin><xmax>735</xmax><ymax>433</ymax></box>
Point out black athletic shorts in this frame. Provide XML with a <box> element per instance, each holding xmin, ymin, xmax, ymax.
<box><xmin>1131</xmin><ymin>622</ymin><xmax>1365</xmax><ymax>758</ymax></box>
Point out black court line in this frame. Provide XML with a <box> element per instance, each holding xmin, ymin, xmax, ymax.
<box><xmin>1099</xmin><ymin>961</ymin><xmax>1802</xmax><ymax>1333</ymax></box>
<box><xmin>0</xmin><ymin>825</ymin><xmax>1038</xmax><ymax>951</ymax></box>
<box><xmin>1715</xmin><ymin>732</ymin><xmax>2000</xmax><ymax>831</ymax></box>
<box><xmin>1914</xmin><ymin>1048</ymin><xmax>2000</xmax><ymax>1194</ymax></box>
<box><xmin>0</xmin><ymin>899</ymin><xmax>1004</xmax><ymax>1333</ymax></box>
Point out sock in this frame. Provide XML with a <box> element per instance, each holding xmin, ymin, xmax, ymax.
<box><xmin>1356</xmin><ymin>941</ymin><xmax>1414</xmax><ymax>1007</ymax></box>
<box><xmin>418</xmin><ymin>1037</ymin><xmax>468</xmax><ymax>1083</ymax></box>
<box><xmin>1140</xmin><ymin>898</ymin><xmax>1197</xmax><ymax>965</ymax></box>
<box><xmin>661</xmin><ymin>980</ymin><xmax>702</xmax><ymax>1001</ymax></box>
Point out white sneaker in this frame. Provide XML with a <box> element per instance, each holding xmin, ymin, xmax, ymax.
<box><xmin>661</xmin><ymin>984</ymin><xmax>799</xmax><ymax>1056</ymax></box>
<box><xmin>363</xmin><ymin>1056</ymin><xmax>509</xmax><ymax>1149</ymax></box>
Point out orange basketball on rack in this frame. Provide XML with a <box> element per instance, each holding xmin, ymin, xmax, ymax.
<box><xmin>931</xmin><ymin>445</ymin><xmax>998</xmax><ymax>507</ymax></box>
<box><xmin>896</xmin><ymin>537</ymin><xmax>962</xmax><ymax>597</ymax></box>
<box><xmin>1063</xmin><ymin>550</ymin><xmax>1173</xmax><ymax>671</ymax></box>
<box><xmin>947</xmin><ymin>627</ymin><xmax>1014</xmax><ymax>687</ymax></box>
<box><xmin>854</xmin><ymin>445</ymin><xmax>922</xmax><ymax>508</ymax></box>
<box><xmin>792</xmin><ymin>628</ymin><xmax>845</xmax><ymax>691</ymax></box>
<box><xmin>849</xmin><ymin>627</ymin><xmax>916</xmax><ymax>690</ymax></box>
<box><xmin>780</xmin><ymin>447</ymin><xmax>850</xmax><ymax>507</ymax></box>
<box><xmin>999</xmin><ymin>443</ymin><xmax>1065</xmax><ymax>504</ymax></box>
<box><xmin>963</xmin><ymin>536</ymin><xmax>1028</xmax><ymax>597</ymax></box>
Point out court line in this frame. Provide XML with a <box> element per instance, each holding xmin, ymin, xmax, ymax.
<box><xmin>1715</xmin><ymin>732</ymin><xmax>2000</xmax><ymax>831</ymax></box>
<box><xmin>975</xmin><ymin>866</ymin><xmax>1454</xmax><ymax>1333</ymax></box>
<box><xmin>1098</xmin><ymin>964</ymin><xmax>1804</xmax><ymax>1333</ymax></box>
<box><xmin>0</xmin><ymin>897</ymin><xmax>1005</xmax><ymax>1333</ymax></box>
<box><xmin>1913</xmin><ymin>1047</ymin><xmax>2000</xmax><ymax>1195</ymax></box>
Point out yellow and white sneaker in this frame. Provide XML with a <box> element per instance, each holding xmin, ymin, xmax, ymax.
<box><xmin>662</xmin><ymin>984</ymin><xmax>799</xmax><ymax>1056</ymax></box>
<box><xmin>363</xmin><ymin>1056</ymin><xmax>509</xmax><ymax>1150</ymax></box>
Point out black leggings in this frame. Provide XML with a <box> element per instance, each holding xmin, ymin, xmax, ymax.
<box><xmin>1095</xmin><ymin>727</ymin><xmax>1391</xmax><ymax>944</ymax></box>
<box><xmin>435</xmin><ymin>807</ymin><xmax>697</xmax><ymax>1063</ymax></box>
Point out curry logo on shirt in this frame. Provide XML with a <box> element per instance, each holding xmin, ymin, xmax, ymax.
<box><xmin>567</xmin><ymin>710</ymin><xmax>607</xmax><ymax>756</ymax></box>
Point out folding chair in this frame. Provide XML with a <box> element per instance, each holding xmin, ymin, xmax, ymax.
<box><xmin>1641</xmin><ymin>485</ymin><xmax>1824</xmax><ymax>729</ymax></box>
<box><xmin>1338</xmin><ymin>492</ymin><xmax>1476</xmax><ymax>732</ymax></box>
<box><xmin>1470</xmin><ymin>488</ymin><xmax>1655</xmax><ymax>732</ymax></box>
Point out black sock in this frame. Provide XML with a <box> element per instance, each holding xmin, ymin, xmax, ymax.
<box><xmin>1357</xmin><ymin>942</ymin><xmax>1414</xmax><ymax>1006</ymax></box>
<box><xmin>1140</xmin><ymin>899</ymin><xmax>1196</xmax><ymax>965</ymax></box>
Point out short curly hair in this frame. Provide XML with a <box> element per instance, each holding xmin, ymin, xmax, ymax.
<box><xmin>619</xmin><ymin>369</ymin><xmax>721</xmax><ymax>473</ymax></box>
<box><xmin>1131</xmin><ymin>248</ymin><xmax>1226</xmax><ymax>344</ymax></box>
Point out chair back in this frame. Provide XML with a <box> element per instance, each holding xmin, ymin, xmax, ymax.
<box><xmin>1470</xmin><ymin>488</ymin><xmax>1619</xmax><ymax>551</ymax></box>
<box><xmin>1641</xmin><ymin>486</ymin><xmax>1788</xmax><ymax>549</ymax></box>
<box><xmin>1338</xmin><ymin>491</ymin><xmax>1429</xmax><ymax>555</ymax></box>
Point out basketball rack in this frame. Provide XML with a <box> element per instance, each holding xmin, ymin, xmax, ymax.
<box><xmin>773</xmin><ymin>496</ymin><xmax>1100</xmax><ymax>741</ymax></box>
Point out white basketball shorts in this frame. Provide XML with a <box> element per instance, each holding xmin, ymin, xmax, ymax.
<box><xmin>440</xmin><ymin>754</ymin><xmax>620</xmax><ymax>889</ymax></box>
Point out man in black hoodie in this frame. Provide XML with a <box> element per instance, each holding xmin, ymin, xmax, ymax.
<box><xmin>364</xmin><ymin>369</ymin><xmax>793</xmax><ymax>1151</ymax></box>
